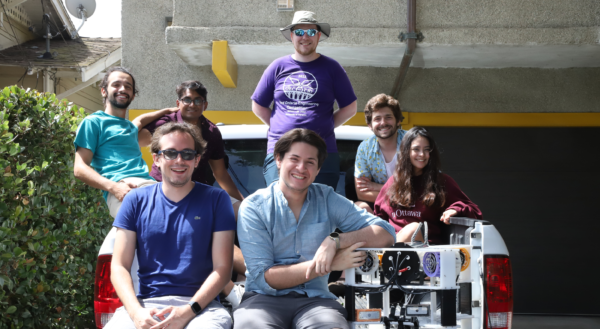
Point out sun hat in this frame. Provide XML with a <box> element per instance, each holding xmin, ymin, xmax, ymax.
<box><xmin>280</xmin><ymin>11</ymin><xmax>330</xmax><ymax>42</ymax></box>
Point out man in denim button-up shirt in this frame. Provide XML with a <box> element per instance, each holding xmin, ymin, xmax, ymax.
<box><xmin>234</xmin><ymin>129</ymin><xmax>395</xmax><ymax>329</ymax></box>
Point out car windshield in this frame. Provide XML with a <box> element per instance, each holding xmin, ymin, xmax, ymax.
<box><xmin>215</xmin><ymin>139</ymin><xmax>362</xmax><ymax>199</ymax></box>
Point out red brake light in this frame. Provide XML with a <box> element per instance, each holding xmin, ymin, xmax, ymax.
<box><xmin>484</xmin><ymin>255</ymin><xmax>513</xmax><ymax>329</ymax></box>
<box><xmin>94</xmin><ymin>255</ymin><xmax>123</xmax><ymax>328</ymax></box>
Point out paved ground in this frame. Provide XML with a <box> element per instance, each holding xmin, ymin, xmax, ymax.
<box><xmin>513</xmin><ymin>315</ymin><xmax>600</xmax><ymax>329</ymax></box>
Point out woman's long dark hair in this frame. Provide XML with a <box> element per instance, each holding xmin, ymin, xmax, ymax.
<box><xmin>387</xmin><ymin>127</ymin><xmax>446</xmax><ymax>208</ymax></box>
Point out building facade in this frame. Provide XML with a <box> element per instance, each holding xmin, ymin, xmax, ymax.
<box><xmin>122</xmin><ymin>0</ymin><xmax>600</xmax><ymax>319</ymax></box>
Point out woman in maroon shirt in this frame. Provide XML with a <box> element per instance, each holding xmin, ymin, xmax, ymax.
<box><xmin>373</xmin><ymin>127</ymin><xmax>482</xmax><ymax>244</ymax></box>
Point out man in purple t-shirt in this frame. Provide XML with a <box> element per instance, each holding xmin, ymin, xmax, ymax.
<box><xmin>132</xmin><ymin>80</ymin><xmax>245</xmax><ymax>308</ymax></box>
<box><xmin>252</xmin><ymin>11</ymin><xmax>357</xmax><ymax>189</ymax></box>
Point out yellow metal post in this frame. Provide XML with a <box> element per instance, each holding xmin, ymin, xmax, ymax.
<box><xmin>212</xmin><ymin>40</ymin><xmax>238</xmax><ymax>88</ymax></box>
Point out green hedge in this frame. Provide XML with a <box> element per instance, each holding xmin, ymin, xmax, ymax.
<box><xmin>0</xmin><ymin>86</ymin><xmax>111</xmax><ymax>328</ymax></box>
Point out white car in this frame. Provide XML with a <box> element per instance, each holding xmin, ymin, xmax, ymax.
<box><xmin>93</xmin><ymin>125</ymin><xmax>512</xmax><ymax>329</ymax></box>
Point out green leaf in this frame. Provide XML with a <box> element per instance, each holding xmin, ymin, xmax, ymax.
<box><xmin>6</xmin><ymin>306</ymin><xmax>16</xmax><ymax>314</ymax></box>
<box><xmin>0</xmin><ymin>86</ymin><xmax>111</xmax><ymax>327</ymax></box>
<box><xmin>9</xmin><ymin>143</ymin><xmax>20</xmax><ymax>156</ymax></box>
<box><xmin>14</xmin><ymin>205</ymin><xmax>22</xmax><ymax>217</ymax></box>
<box><xmin>0</xmin><ymin>275</ymin><xmax>8</xmax><ymax>287</ymax></box>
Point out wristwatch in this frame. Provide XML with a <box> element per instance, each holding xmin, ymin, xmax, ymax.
<box><xmin>329</xmin><ymin>232</ymin><xmax>340</xmax><ymax>250</ymax></box>
<box><xmin>188</xmin><ymin>301</ymin><xmax>202</xmax><ymax>315</ymax></box>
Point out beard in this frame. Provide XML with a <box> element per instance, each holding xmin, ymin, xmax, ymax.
<box><xmin>295</xmin><ymin>46</ymin><xmax>317</xmax><ymax>57</ymax></box>
<box><xmin>108</xmin><ymin>93</ymin><xmax>132</xmax><ymax>109</ymax></box>
<box><xmin>293</xmin><ymin>38</ymin><xmax>318</xmax><ymax>57</ymax></box>
<box><xmin>374</xmin><ymin>125</ymin><xmax>397</xmax><ymax>140</ymax></box>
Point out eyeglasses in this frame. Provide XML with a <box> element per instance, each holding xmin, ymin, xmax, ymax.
<box><xmin>180</xmin><ymin>97</ymin><xmax>205</xmax><ymax>106</ymax></box>
<box><xmin>158</xmin><ymin>149</ymin><xmax>197</xmax><ymax>160</ymax></box>
<box><xmin>411</xmin><ymin>147</ymin><xmax>433</xmax><ymax>154</ymax></box>
<box><xmin>293</xmin><ymin>29</ymin><xmax>318</xmax><ymax>37</ymax></box>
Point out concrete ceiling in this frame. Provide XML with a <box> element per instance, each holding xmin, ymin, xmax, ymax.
<box><xmin>166</xmin><ymin>25</ymin><xmax>600</xmax><ymax>69</ymax></box>
<box><xmin>168</xmin><ymin>43</ymin><xmax>600</xmax><ymax>69</ymax></box>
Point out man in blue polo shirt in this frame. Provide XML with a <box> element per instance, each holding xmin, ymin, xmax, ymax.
<box><xmin>105</xmin><ymin>122</ymin><xmax>235</xmax><ymax>329</ymax></box>
<box><xmin>354</xmin><ymin>94</ymin><xmax>407</xmax><ymax>213</ymax></box>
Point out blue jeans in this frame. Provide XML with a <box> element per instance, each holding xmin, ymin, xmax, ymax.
<box><xmin>263</xmin><ymin>152</ymin><xmax>340</xmax><ymax>189</ymax></box>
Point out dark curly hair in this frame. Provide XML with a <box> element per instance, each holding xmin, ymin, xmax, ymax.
<box><xmin>176</xmin><ymin>80</ymin><xmax>208</xmax><ymax>101</ymax></box>
<box><xmin>364</xmin><ymin>93</ymin><xmax>403</xmax><ymax>126</ymax></box>
<box><xmin>387</xmin><ymin>127</ymin><xmax>446</xmax><ymax>208</ymax></box>
<box><xmin>99</xmin><ymin>67</ymin><xmax>139</xmax><ymax>104</ymax></box>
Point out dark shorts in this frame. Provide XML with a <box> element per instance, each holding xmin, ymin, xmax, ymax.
<box><xmin>233</xmin><ymin>292</ymin><xmax>348</xmax><ymax>329</ymax></box>
<box><xmin>263</xmin><ymin>153</ymin><xmax>341</xmax><ymax>190</ymax></box>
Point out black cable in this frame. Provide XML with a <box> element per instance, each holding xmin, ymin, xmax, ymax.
<box><xmin>393</xmin><ymin>254</ymin><xmax>430</xmax><ymax>295</ymax></box>
<box><xmin>42</xmin><ymin>0</ymin><xmax>82</xmax><ymax>69</ymax></box>
<box><xmin>16</xmin><ymin>68</ymin><xmax>28</xmax><ymax>86</ymax></box>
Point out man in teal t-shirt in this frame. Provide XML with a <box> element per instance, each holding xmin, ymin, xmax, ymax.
<box><xmin>74</xmin><ymin>67</ymin><xmax>155</xmax><ymax>218</ymax></box>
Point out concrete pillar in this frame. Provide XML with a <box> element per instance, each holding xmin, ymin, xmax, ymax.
<box><xmin>43</xmin><ymin>69</ymin><xmax>54</xmax><ymax>94</ymax></box>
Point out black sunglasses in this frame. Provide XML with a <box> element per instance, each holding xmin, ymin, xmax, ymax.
<box><xmin>158</xmin><ymin>149</ymin><xmax>197</xmax><ymax>160</ymax></box>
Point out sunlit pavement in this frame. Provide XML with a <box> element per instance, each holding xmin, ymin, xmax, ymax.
<box><xmin>513</xmin><ymin>315</ymin><xmax>600</xmax><ymax>329</ymax></box>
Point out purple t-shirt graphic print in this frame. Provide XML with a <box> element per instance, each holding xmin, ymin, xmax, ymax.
<box><xmin>252</xmin><ymin>55</ymin><xmax>357</xmax><ymax>153</ymax></box>
<box><xmin>283</xmin><ymin>71</ymin><xmax>318</xmax><ymax>101</ymax></box>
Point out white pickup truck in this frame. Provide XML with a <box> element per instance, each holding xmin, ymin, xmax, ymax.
<box><xmin>92</xmin><ymin>125</ymin><xmax>512</xmax><ymax>329</ymax></box>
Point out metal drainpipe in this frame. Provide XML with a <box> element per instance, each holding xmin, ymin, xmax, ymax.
<box><xmin>390</xmin><ymin>0</ymin><xmax>423</xmax><ymax>100</ymax></box>
<box><xmin>42</xmin><ymin>14</ymin><xmax>53</xmax><ymax>59</ymax></box>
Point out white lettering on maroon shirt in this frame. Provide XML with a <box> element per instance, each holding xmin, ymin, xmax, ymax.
<box><xmin>393</xmin><ymin>209</ymin><xmax>422</xmax><ymax>218</ymax></box>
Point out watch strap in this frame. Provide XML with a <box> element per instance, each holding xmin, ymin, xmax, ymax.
<box><xmin>188</xmin><ymin>301</ymin><xmax>202</xmax><ymax>315</ymax></box>
<box><xmin>329</xmin><ymin>233</ymin><xmax>340</xmax><ymax>250</ymax></box>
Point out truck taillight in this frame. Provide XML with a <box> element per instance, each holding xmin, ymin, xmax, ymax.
<box><xmin>94</xmin><ymin>255</ymin><xmax>122</xmax><ymax>328</ymax></box>
<box><xmin>484</xmin><ymin>256</ymin><xmax>513</xmax><ymax>329</ymax></box>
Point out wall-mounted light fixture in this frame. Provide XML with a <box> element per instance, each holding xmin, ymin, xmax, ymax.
<box><xmin>276</xmin><ymin>0</ymin><xmax>294</xmax><ymax>12</ymax></box>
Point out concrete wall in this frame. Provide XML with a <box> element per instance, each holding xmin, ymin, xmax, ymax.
<box><xmin>122</xmin><ymin>0</ymin><xmax>190</xmax><ymax>111</ymax></box>
<box><xmin>173</xmin><ymin>0</ymin><xmax>599</xmax><ymax>29</ymax></box>
<box><xmin>123</xmin><ymin>0</ymin><xmax>600</xmax><ymax>114</ymax></box>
